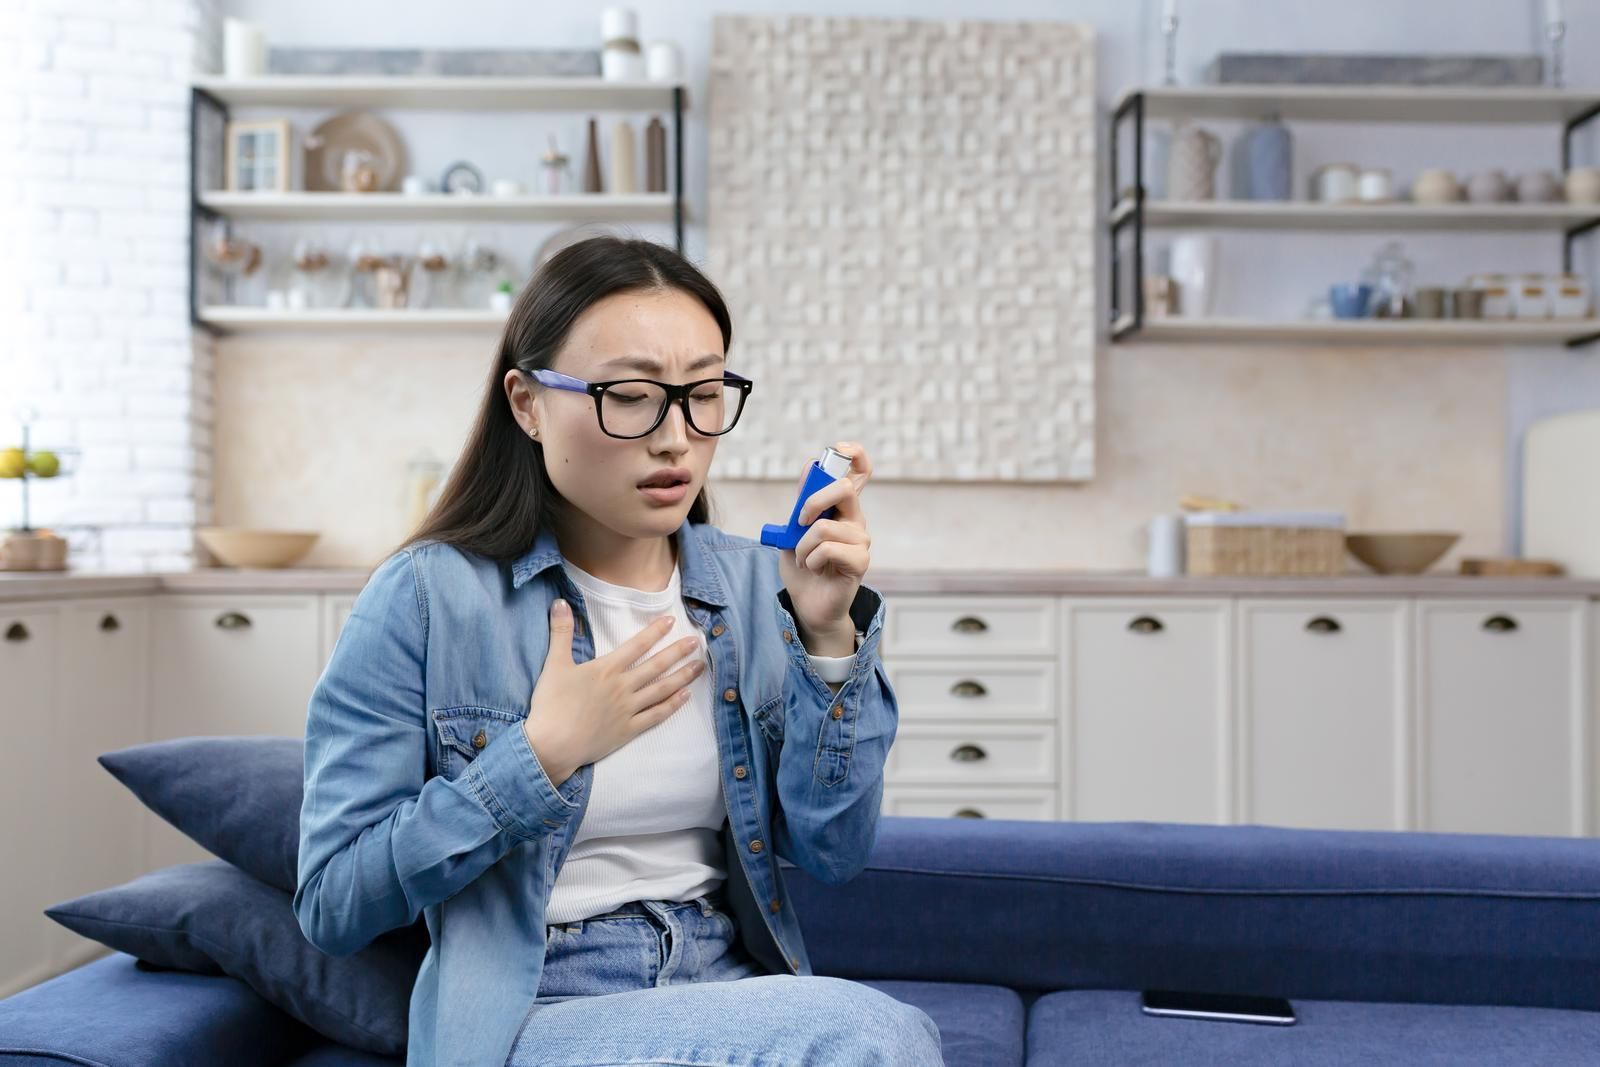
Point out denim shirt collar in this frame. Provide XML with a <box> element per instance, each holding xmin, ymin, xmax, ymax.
<box><xmin>507</xmin><ymin>515</ymin><xmax>731</xmax><ymax>608</ymax></box>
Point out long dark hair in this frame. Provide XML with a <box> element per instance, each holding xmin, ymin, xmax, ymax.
<box><xmin>400</xmin><ymin>236</ymin><xmax>734</xmax><ymax>563</ymax></box>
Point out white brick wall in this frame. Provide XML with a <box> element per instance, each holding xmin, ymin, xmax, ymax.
<box><xmin>2</xmin><ymin>0</ymin><xmax>219</xmax><ymax>572</ymax></box>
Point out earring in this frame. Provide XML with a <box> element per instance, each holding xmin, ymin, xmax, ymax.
<box><xmin>529</xmin><ymin>427</ymin><xmax>538</xmax><ymax>438</ymax></box>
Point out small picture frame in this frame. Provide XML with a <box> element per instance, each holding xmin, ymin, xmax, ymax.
<box><xmin>224</xmin><ymin>119</ymin><xmax>291</xmax><ymax>192</ymax></box>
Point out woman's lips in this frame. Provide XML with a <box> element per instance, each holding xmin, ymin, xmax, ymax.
<box><xmin>639</xmin><ymin>482</ymin><xmax>689</xmax><ymax>504</ymax></box>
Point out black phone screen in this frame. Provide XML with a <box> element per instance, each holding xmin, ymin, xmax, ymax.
<box><xmin>1141</xmin><ymin>989</ymin><xmax>1296</xmax><ymax>1025</ymax></box>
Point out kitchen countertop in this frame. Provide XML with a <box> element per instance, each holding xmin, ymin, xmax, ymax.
<box><xmin>5</xmin><ymin>567</ymin><xmax>1600</xmax><ymax>602</ymax></box>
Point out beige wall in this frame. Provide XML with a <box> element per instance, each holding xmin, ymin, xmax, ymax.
<box><xmin>214</xmin><ymin>332</ymin><xmax>1505</xmax><ymax>572</ymax></box>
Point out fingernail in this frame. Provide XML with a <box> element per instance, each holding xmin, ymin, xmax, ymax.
<box><xmin>553</xmin><ymin>599</ymin><xmax>569</xmax><ymax>614</ymax></box>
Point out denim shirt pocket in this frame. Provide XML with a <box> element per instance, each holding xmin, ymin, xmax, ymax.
<box><xmin>752</xmin><ymin>690</ymin><xmax>785</xmax><ymax>747</ymax></box>
<box><xmin>431</xmin><ymin>706</ymin><xmax>525</xmax><ymax>780</ymax></box>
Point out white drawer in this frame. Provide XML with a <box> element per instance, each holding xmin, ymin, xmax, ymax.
<box><xmin>885</xmin><ymin>723</ymin><xmax>1056</xmax><ymax>785</ymax></box>
<box><xmin>884</xmin><ymin>595</ymin><xmax>1056</xmax><ymax>657</ymax></box>
<box><xmin>883</xmin><ymin>786</ymin><xmax>1058</xmax><ymax>821</ymax></box>
<box><xmin>883</xmin><ymin>658</ymin><xmax>1057</xmax><ymax>721</ymax></box>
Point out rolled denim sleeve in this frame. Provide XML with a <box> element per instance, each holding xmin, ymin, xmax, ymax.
<box><xmin>767</xmin><ymin>582</ymin><xmax>897</xmax><ymax>885</ymax></box>
<box><xmin>294</xmin><ymin>549</ymin><xmax>578</xmax><ymax>957</ymax></box>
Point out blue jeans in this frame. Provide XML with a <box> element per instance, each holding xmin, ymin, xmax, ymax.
<box><xmin>506</xmin><ymin>890</ymin><xmax>944</xmax><ymax>1066</ymax></box>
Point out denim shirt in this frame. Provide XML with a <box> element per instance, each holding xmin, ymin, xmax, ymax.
<box><xmin>294</xmin><ymin>515</ymin><xmax>897</xmax><ymax>1067</ymax></box>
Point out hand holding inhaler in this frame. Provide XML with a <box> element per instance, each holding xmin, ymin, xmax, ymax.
<box><xmin>769</xmin><ymin>444</ymin><xmax>874</xmax><ymax>655</ymax></box>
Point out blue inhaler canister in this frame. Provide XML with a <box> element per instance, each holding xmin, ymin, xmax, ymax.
<box><xmin>760</xmin><ymin>446</ymin><xmax>854</xmax><ymax>551</ymax></box>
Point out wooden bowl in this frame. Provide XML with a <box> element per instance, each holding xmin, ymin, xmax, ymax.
<box><xmin>198</xmin><ymin>527</ymin><xmax>319</xmax><ymax>569</ymax></box>
<box><xmin>1346</xmin><ymin>532</ymin><xmax>1460</xmax><ymax>575</ymax></box>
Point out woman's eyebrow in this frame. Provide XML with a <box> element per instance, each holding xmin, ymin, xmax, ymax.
<box><xmin>596</xmin><ymin>353</ymin><xmax>726</xmax><ymax>373</ymax></box>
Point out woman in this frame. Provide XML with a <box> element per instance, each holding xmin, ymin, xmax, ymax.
<box><xmin>294</xmin><ymin>236</ymin><xmax>942</xmax><ymax>1067</ymax></box>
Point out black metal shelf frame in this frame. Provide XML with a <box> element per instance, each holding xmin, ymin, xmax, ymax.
<box><xmin>188</xmin><ymin>85</ymin><xmax>689</xmax><ymax>337</ymax></box>
<box><xmin>1108</xmin><ymin>90</ymin><xmax>1600</xmax><ymax>350</ymax></box>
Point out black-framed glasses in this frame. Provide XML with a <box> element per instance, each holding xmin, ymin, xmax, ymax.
<box><xmin>525</xmin><ymin>368</ymin><xmax>754</xmax><ymax>439</ymax></box>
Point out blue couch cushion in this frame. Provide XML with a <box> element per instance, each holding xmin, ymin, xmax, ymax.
<box><xmin>1026</xmin><ymin>990</ymin><xmax>1600</xmax><ymax>1065</ymax></box>
<box><xmin>0</xmin><ymin>951</ymin><xmax>317</xmax><ymax>1067</ymax></box>
<box><xmin>860</xmin><ymin>980</ymin><xmax>1024</xmax><ymax>1067</ymax></box>
<box><xmin>43</xmin><ymin>860</ymin><xmax>426</xmax><ymax>1056</ymax></box>
<box><xmin>100</xmin><ymin>735</ymin><xmax>303</xmax><ymax>892</ymax></box>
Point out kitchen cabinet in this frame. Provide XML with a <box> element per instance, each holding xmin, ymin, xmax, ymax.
<box><xmin>1237</xmin><ymin>599</ymin><xmax>1410</xmax><ymax>831</ymax></box>
<box><xmin>1064</xmin><ymin>600</ymin><xmax>1232</xmax><ymax>823</ymax></box>
<box><xmin>1</xmin><ymin>602</ymin><xmax>61</xmax><ymax>996</ymax></box>
<box><xmin>47</xmin><ymin>600</ymin><xmax>151</xmax><ymax>969</ymax></box>
<box><xmin>146</xmin><ymin>594</ymin><xmax>322</xmax><ymax>870</ymax></box>
<box><xmin>1415</xmin><ymin>599</ymin><xmax>1590</xmax><ymax>836</ymax></box>
<box><xmin>881</xmin><ymin>786</ymin><xmax>1057</xmax><ymax>821</ymax></box>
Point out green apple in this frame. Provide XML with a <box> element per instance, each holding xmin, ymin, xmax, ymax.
<box><xmin>0</xmin><ymin>448</ymin><xmax>24</xmax><ymax>479</ymax></box>
<box><xmin>26</xmin><ymin>450</ymin><xmax>59</xmax><ymax>478</ymax></box>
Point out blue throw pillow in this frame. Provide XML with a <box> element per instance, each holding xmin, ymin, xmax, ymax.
<box><xmin>45</xmin><ymin>859</ymin><xmax>425</xmax><ymax>1056</ymax></box>
<box><xmin>99</xmin><ymin>736</ymin><xmax>302</xmax><ymax>892</ymax></box>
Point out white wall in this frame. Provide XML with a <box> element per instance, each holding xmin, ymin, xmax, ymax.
<box><xmin>3</xmin><ymin>0</ymin><xmax>221</xmax><ymax>570</ymax></box>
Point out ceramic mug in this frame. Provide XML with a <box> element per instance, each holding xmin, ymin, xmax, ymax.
<box><xmin>1330</xmin><ymin>283</ymin><xmax>1373</xmax><ymax>319</ymax></box>
<box><xmin>1311</xmin><ymin>163</ymin><xmax>1359</xmax><ymax>203</ymax></box>
<box><xmin>1466</xmin><ymin>169</ymin><xmax>1510</xmax><ymax>203</ymax></box>
<box><xmin>1515</xmin><ymin>170</ymin><xmax>1562</xmax><ymax>203</ymax></box>
<box><xmin>1414</xmin><ymin>286</ymin><xmax>1448</xmax><ymax>318</ymax></box>
<box><xmin>1451</xmin><ymin>287</ymin><xmax>1484</xmax><ymax>319</ymax></box>
<box><xmin>1412</xmin><ymin>169</ymin><xmax>1461</xmax><ymax>204</ymax></box>
<box><xmin>1356</xmin><ymin>167</ymin><xmax>1393</xmax><ymax>202</ymax></box>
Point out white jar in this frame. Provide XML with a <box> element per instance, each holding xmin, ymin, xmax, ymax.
<box><xmin>1356</xmin><ymin>167</ymin><xmax>1393</xmax><ymax>202</ymax></box>
<box><xmin>1311</xmin><ymin>163</ymin><xmax>1358</xmax><ymax>203</ymax></box>
<box><xmin>1474</xmin><ymin>273</ymin><xmax>1513</xmax><ymax>319</ymax></box>
<box><xmin>1551</xmin><ymin>273</ymin><xmax>1591</xmax><ymax>319</ymax></box>
<box><xmin>1513</xmin><ymin>274</ymin><xmax>1552</xmax><ymax>319</ymax></box>
<box><xmin>646</xmin><ymin>40</ymin><xmax>684</xmax><ymax>82</ymax></box>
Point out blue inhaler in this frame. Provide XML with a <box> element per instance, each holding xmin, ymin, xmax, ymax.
<box><xmin>760</xmin><ymin>446</ymin><xmax>854</xmax><ymax>551</ymax></box>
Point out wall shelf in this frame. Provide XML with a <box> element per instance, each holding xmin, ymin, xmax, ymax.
<box><xmin>199</xmin><ymin>191</ymin><xmax>684</xmax><ymax>222</ymax></box>
<box><xmin>1114</xmin><ymin>316</ymin><xmax>1600</xmax><ymax>347</ymax></box>
<box><xmin>1115</xmin><ymin>85</ymin><xmax>1600</xmax><ymax>125</ymax></box>
<box><xmin>198</xmin><ymin>308</ymin><xmax>507</xmax><ymax>334</ymax></box>
<box><xmin>1108</xmin><ymin>85</ymin><xmax>1600</xmax><ymax>348</ymax></box>
<box><xmin>1113</xmin><ymin>198</ymin><xmax>1600</xmax><ymax>233</ymax></box>
<box><xmin>191</xmin><ymin>75</ymin><xmax>686</xmax><ymax>111</ymax></box>
<box><xmin>190</xmin><ymin>76</ymin><xmax>689</xmax><ymax>334</ymax></box>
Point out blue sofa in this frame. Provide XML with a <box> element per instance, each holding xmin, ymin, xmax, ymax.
<box><xmin>3</xmin><ymin>816</ymin><xmax>1599</xmax><ymax>1065</ymax></box>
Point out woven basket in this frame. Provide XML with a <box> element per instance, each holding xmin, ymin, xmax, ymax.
<box><xmin>1185</xmin><ymin>519</ymin><xmax>1345</xmax><ymax>577</ymax></box>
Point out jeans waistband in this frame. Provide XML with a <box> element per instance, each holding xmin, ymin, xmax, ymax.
<box><xmin>577</xmin><ymin>887</ymin><xmax>728</xmax><ymax>923</ymax></box>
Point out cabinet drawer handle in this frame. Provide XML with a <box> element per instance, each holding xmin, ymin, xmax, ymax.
<box><xmin>950</xmin><ymin>743</ymin><xmax>988</xmax><ymax>763</ymax></box>
<box><xmin>215</xmin><ymin>612</ymin><xmax>253</xmax><ymax>631</ymax></box>
<box><xmin>100</xmin><ymin>613</ymin><xmax>120</xmax><ymax>632</ymax></box>
<box><xmin>1482</xmin><ymin>614</ymin><xmax>1519</xmax><ymax>633</ymax></box>
<box><xmin>950</xmin><ymin>679</ymin><xmax>988</xmax><ymax>698</ymax></box>
<box><xmin>4</xmin><ymin>621</ymin><xmax>28</xmax><ymax>642</ymax></box>
<box><xmin>953</xmin><ymin>807</ymin><xmax>986</xmax><ymax>819</ymax></box>
<box><xmin>950</xmin><ymin>615</ymin><xmax>989</xmax><ymax>634</ymax></box>
<box><xmin>1305</xmin><ymin>616</ymin><xmax>1342</xmax><ymax>634</ymax></box>
<box><xmin>1127</xmin><ymin>615</ymin><xmax>1164</xmax><ymax>634</ymax></box>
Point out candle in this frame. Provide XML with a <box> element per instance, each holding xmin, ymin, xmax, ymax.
<box><xmin>1163</xmin><ymin>0</ymin><xmax>1177</xmax><ymax>22</ymax></box>
<box><xmin>1548</xmin><ymin>0</ymin><xmax>1564</xmax><ymax>24</ymax></box>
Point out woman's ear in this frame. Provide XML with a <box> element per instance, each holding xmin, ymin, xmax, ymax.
<box><xmin>504</xmin><ymin>368</ymin><xmax>540</xmax><ymax>438</ymax></box>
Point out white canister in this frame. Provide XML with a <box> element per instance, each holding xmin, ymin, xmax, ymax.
<box><xmin>1356</xmin><ymin>167</ymin><xmax>1393</xmax><ymax>202</ymax></box>
<box><xmin>1551</xmin><ymin>273</ymin><xmax>1591</xmax><ymax>318</ymax></box>
<box><xmin>1146</xmin><ymin>515</ymin><xmax>1186</xmax><ymax>578</ymax></box>
<box><xmin>400</xmin><ymin>174</ymin><xmax>431</xmax><ymax>196</ymax></box>
<box><xmin>490</xmin><ymin>178</ymin><xmax>525</xmax><ymax>198</ymax></box>
<box><xmin>646</xmin><ymin>40</ymin><xmax>684</xmax><ymax>83</ymax></box>
<box><xmin>1310</xmin><ymin>163</ymin><xmax>1358</xmax><ymax>203</ymax></box>
<box><xmin>600</xmin><ymin>7</ymin><xmax>645</xmax><ymax>81</ymax></box>
<box><xmin>222</xmin><ymin>18</ymin><xmax>266</xmax><ymax>78</ymax></box>
<box><xmin>1513</xmin><ymin>274</ymin><xmax>1552</xmax><ymax>319</ymax></box>
<box><xmin>1475</xmin><ymin>274</ymin><xmax>1513</xmax><ymax>319</ymax></box>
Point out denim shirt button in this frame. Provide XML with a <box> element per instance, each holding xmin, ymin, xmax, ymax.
<box><xmin>781</xmin><ymin>629</ymin><xmax>792</xmax><ymax>642</ymax></box>
<box><xmin>472</xmin><ymin>730</ymin><xmax>487</xmax><ymax>749</ymax></box>
<box><xmin>831</xmin><ymin>705</ymin><xmax>844</xmax><ymax>719</ymax></box>
<box><xmin>769</xmin><ymin>897</ymin><xmax>781</xmax><ymax>913</ymax></box>
<box><xmin>734</xmin><ymin>765</ymin><xmax>747</xmax><ymax>779</ymax></box>
<box><xmin>749</xmin><ymin>839</ymin><xmax>763</xmax><ymax>853</ymax></box>
<box><xmin>723</xmin><ymin>687</ymin><xmax>738</xmax><ymax>702</ymax></box>
<box><xmin>711</xmin><ymin>623</ymin><xmax>725</xmax><ymax>636</ymax></box>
